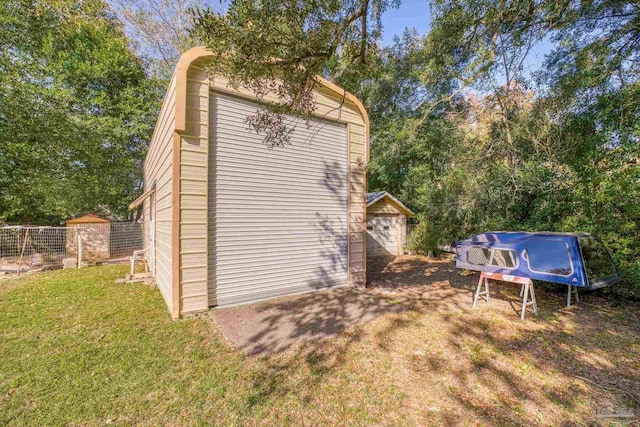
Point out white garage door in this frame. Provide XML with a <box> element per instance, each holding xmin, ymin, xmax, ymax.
<box><xmin>366</xmin><ymin>215</ymin><xmax>398</xmax><ymax>257</ymax></box>
<box><xmin>208</xmin><ymin>93</ymin><xmax>348</xmax><ymax>307</ymax></box>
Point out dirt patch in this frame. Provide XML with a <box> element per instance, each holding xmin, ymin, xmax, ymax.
<box><xmin>361</xmin><ymin>254</ymin><xmax>640</xmax><ymax>425</ymax></box>
<box><xmin>211</xmin><ymin>254</ymin><xmax>639</xmax><ymax>424</ymax></box>
<box><xmin>367</xmin><ymin>254</ymin><xmax>474</xmax><ymax>308</ymax></box>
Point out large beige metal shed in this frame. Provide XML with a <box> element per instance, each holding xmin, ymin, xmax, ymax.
<box><xmin>366</xmin><ymin>191</ymin><xmax>415</xmax><ymax>257</ymax></box>
<box><xmin>130</xmin><ymin>47</ymin><xmax>369</xmax><ymax>319</ymax></box>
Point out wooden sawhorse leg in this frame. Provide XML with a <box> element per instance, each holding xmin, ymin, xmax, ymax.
<box><xmin>520</xmin><ymin>280</ymin><xmax>538</xmax><ymax>320</ymax></box>
<box><xmin>473</xmin><ymin>274</ymin><xmax>490</xmax><ymax>308</ymax></box>
<box><xmin>472</xmin><ymin>273</ymin><xmax>538</xmax><ymax>320</ymax></box>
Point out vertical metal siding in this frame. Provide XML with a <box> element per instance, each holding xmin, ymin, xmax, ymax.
<box><xmin>208</xmin><ymin>93</ymin><xmax>348</xmax><ymax>306</ymax></box>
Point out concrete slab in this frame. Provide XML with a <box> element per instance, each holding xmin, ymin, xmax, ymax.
<box><xmin>211</xmin><ymin>286</ymin><xmax>404</xmax><ymax>355</ymax></box>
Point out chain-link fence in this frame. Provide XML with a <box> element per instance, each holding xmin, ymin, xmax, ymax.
<box><xmin>0</xmin><ymin>223</ymin><xmax>144</xmax><ymax>275</ymax></box>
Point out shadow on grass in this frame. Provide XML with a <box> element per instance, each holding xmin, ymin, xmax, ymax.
<box><xmin>365</xmin><ymin>255</ymin><xmax>640</xmax><ymax>425</ymax></box>
<box><xmin>210</xmin><ymin>254</ymin><xmax>640</xmax><ymax>425</ymax></box>
<box><xmin>214</xmin><ymin>285</ymin><xmax>407</xmax><ymax>356</ymax></box>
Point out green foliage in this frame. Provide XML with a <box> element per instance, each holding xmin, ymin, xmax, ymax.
<box><xmin>108</xmin><ymin>0</ymin><xmax>205</xmax><ymax>81</ymax></box>
<box><xmin>0</xmin><ymin>0</ymin><xmax>162</xmax><ymax>224</ymax></box>
<box><xmin>359</xmin><ymin>1</ymin><xmax>639</xmax><ymax>299</ymax></box>
<box><xmin>1</xmin><ymin>0</ymin><xmax>636</xmax><ymax>300</ymax></box>
<box><xmin>191</xmin><ymin>0</ymin><xmax>398</xmax><ymax>147</ymax></box>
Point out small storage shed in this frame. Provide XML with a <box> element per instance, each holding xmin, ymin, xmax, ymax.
<box><xmin>65</xmin><ymin>214</ymin><xmax>110</xmax><ymax>262</ymax></box>
<box><xmin>366</xmin><ymin>191</ymin><xmax>415</xmax><ymax>257</ymax></box>
<box><xmin>129</xmin><ymin>47</ymin><xmax>369</xmax><ymax>319</ymax></box>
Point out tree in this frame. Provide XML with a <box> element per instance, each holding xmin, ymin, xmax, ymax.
<box><xmin>108</xmin><ymin>0</ymin><xmax>207</xmax><ymax>80</ymax></box>
<box><xmin>395</xmin><ymin>0</ymin><xmax>639</xmax><ymax>297</ymax></box>
<box><xmin>190</xmin><ymin>0</ymin><xmax>400</xmax><ymax>147</ymax></box>
<box><xmin>0</xmin><ymin>0</ymin><xmax>162</xmax><ymax>224</ymax></box>
<box><xmin>539</xmin><ymin>1</ymin><xmax>640</xmax><ymax>295</ymax></box>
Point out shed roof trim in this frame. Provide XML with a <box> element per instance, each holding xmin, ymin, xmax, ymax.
<box><xmin>366</xmin><ymin>191</ymin><xmax>416</xmax><ymax>217</ymax></box>
<box><xmin>66</xmin><ymin>214</ymin><xmax>110</xmax><ymax>225</ymax></box>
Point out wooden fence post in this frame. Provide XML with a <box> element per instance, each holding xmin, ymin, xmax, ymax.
<box><xmin>17</xmin><ymin>227</ymin><xmax>28</xmax><ymax>276</ymax></box>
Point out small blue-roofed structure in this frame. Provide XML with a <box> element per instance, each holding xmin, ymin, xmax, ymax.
<box><xmin>456</xmin><ymin>232</ymin><xmax>619</xmax><ymax>290</ymax></box>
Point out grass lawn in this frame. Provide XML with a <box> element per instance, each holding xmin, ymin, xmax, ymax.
<box><xmin>1</xmin><ymin>260</ymin><xmax>639</xmax><ymax>426</ymax></box>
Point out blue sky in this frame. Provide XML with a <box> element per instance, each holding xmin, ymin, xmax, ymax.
<box><xmin>380</xmin><ymin>0</ymin><xmax>431</xmax><ymax>45</ymax></box>
<box><xmin>380</xmin><ymin>1</ymin><xmax>553</xmax><ymax>76</ymax></box>
<box><xmin>203</xmin><ymin>0</ymin><xmax>432</xmax><ymax>46</ymax></box>
<box><xmin>201</xmin><ymin>0</ymin><xmax>553</xmax><ymax>76</ymax></box>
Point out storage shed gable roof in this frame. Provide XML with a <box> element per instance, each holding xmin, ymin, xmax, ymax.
<box><xmin>66</xmin><ymin>213</ymin><xmax>110</xmax><ymax>225</ymax></box>
<box><xmin>366</xmin><ymin>191</ymin><xmax>415</xmax><ymax>217</ymax></box>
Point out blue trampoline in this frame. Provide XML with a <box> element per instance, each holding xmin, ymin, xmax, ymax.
<box><xmin>455</xmin><ymin>232</ymin><xmax>620</xmax><ymax>290</ymax></box>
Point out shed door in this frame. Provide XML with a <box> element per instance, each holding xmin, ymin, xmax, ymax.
<box><xmin>208</xmin><ymin>93</ymin><xmax>348</xmax><ymax>307</ymax></box>
<box><xmin>366</xmin><ymin>215</ymin><xmax>398</xmax><ymax>257</ymax></box>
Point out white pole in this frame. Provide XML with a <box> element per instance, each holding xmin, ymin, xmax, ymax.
<box><xmin>76</xmin><ymin>226</ymin><xmax>82</xmax><ymax>268</ymax></box>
